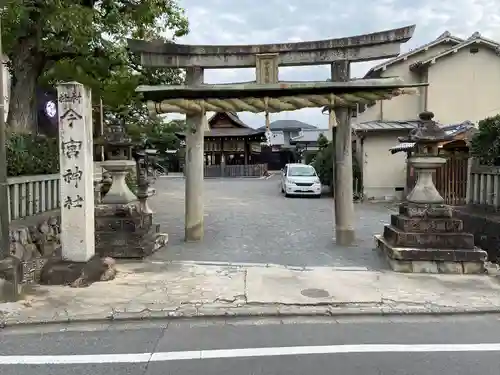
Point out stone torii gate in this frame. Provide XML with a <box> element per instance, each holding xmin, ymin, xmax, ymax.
<box><xmin>128</xmin><ymin>25</ymin><xmax>420</xmax><ymax>245</ymax></box>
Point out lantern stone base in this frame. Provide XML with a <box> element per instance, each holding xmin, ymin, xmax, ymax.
<box><xmin>375</xmin><ymin>202</ymin><xmax>488</xmax><ymax>274</ymax></box>
<box><xmin>95</xmin><ymin>203</ymin><xmax>168</xmax><ymax>259</ymax></box>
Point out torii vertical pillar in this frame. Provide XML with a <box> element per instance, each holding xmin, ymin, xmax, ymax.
<box><xmin>184</xmin><ymin>67</ymin><xmax>205</xmax><ymax>242</ymax></box>
<box><xmin>331</xmin><ymin>61</ymin><xmax>355</xmax><ymax>245</ymax></box>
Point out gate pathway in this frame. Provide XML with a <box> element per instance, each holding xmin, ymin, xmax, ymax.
<box><xmin>149</xmin><ymin>176</ymin><xmax>393</xmax><ymax>270</ymax></box>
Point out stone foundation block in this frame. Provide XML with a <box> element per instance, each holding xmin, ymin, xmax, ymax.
<box><xmin>95</xmin><ymin>203</ymin><xmax>167</xmax><ymax>259</ymax></box>
<box><xmin>387</xmin><ymin>258</ymin><xmax>412</xmax><ymax>273</ymax></box>
<box><xmin>411</xmin><ymin>260</ymin><xmax>439</xmax><ymax>273</ymax></box>
<box><xmin>375</xmin><ymin>235</ymin><xmax>487</xmax><ymax>274</ymax></box>
<box><xmin>399</xmin><ymin>202</ymin><xmax>453</xmax><ymax>218</ymax></box>
<box><xmin>391</xmin><ymin>214</ymin><xmax>463</xmax><ymax>233</ymax></box>
<box><xmin>383</xmin><ymin>225</ymin><xmax>474</xmax><ymax>249</ymax></box>
<box><xmin>463</xmin><ymin>261</ymin><xmax>485</xmax><ymax>274</ymax></box>
<box><xmin>376</xmin><ymin>234</ymin><xmax>487</xmax><ymax>262</ymax></box>
<box><xmin>436</xmin><ymin>261</ymin><xmax>464</xmax><ymax>274</ymax></box>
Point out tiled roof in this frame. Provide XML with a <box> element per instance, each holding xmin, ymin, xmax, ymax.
<box><xmin>410</xmin><ymin>32</ymin><xmax>500</xmax><ymax>71</ymax></box>
<box><xmin>352</xmin><ymin>120</ymin><xmax>420</xmax><ymax>132</ymax></box>
<box><xmin>290</xmin><ymin>130</ymin><xmax>331</xmax><ymax>143</ymax></box>
<box><xmin>208</xmin><ymin>112</ymin><xmax>250</xmax><ymax>128</ymax></box>
<box><xmin>257</xmin><ymin>119</ymin><xmax>317</xmax><ymax>131</ymax></box>
<box><xmin>205</xmin><ymin>128</ymin><xmax>264</xmax><ymax>137</ymax></box>
<box><xmin>388</xmin><ymin>121</ymin><xmax>475</xmax><ymax>154</ymax></box>
<box><xmin>364</xmin><ymin>31</ymin><xmax>463</xmax><ymax>78</ymax></box>
<box><xmin>176</xmin><ymin>128</ymin><xmax>265</xmax><ymax>138</ymax></box>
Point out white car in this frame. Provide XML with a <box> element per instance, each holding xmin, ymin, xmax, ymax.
<box><xmin>280</xmin><ymin>163</ymin><xmax>322</xmax><ymax>198</ymax></box>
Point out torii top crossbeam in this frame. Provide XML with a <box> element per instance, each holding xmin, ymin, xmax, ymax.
<box><xmin>128</xmin><ymin>25</ymin><xmax>421</xmax><ymax>115</ymax></box>
<box><xmin>128</xmin><ymin>25</ymin><xmax>415</xmax><ymax>68</ymax></box>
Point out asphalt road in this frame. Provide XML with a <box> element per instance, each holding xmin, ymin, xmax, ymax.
<box><xmin>1</xmin><ymin>315</ymin><xmax>500</xmax><ymax>374</ymax></box>
<box><xmin>150</xmin><ymin>177</ymin><xmax>392</xmax><ymax>269</ymax></box>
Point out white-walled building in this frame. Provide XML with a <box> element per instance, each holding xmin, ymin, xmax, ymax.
<box><xmin>355</xmin><ymin>31</ymin><xmax>500</xmax><ymax>200</ymax></box>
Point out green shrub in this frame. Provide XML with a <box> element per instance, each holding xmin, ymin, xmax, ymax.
<box><xmin>7</xmin><ymin>133</ymin><xmax>59</xmax><ymax>177</ymax></box>
<box><xmin>313</xmin><ymin>140</ymin><xmax>362</xmax><ymax>195</ymax></box>
<box><xmin>471</xmin><ymin>115</ymin><xmax>500</xmax><ymax>165</ymax></box>
<box><xmin>303</xmin><ymin>151</ymin><xmax>317</xmax><ymax>165</ymax></box>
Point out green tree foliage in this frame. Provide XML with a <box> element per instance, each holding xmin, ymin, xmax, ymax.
<box><xmin>1</xmin><ymin>0</ymin><xmax>189</xmax><ymax>132</ymax></box>
<box><xmin>317</xmin><ymin>133</ymin><xmax>329</xmax><ymax>149</ymax></box>
<box><xmin>313</xmin><ymin>134</ymin><xmax>362</xmax><ymax>196</ymax></box>
<box><xmin>471</xmin><ymin>115</ymin><xmax>500</xmax><ymax>165</ymax></box>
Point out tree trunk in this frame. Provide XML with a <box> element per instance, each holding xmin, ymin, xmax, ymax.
<box><xmin>6</xmin><ymin>42</ymin><xmax>45</xmax><ymax>133</ymax></box>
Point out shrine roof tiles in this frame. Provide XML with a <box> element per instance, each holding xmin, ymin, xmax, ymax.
<box><xmin>176</xmin><ymin>128</ymin><xmax>265</xmax><ymax>138</ymax></box>
<box><xmin>352</xmin><ymin>120</ymin><xmax>420</xmax><ymax>132</ymax></box>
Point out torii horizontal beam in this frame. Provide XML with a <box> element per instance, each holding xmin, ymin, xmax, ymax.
<box><xmin>128</xmin><ymin>25</ymin><xmax>415</xmax><ymax>68</ymax></box>
<box><xmin>136</xmin><ymin>79</ymin><xmax>426</xmax><ymax>114</ymax></box>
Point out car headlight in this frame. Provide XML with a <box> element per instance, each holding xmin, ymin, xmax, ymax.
<box><xmin>286</xmin><ymin>179</ymin><xmax>293</xmax><ymax>184</ymax></box>
<box><xmin>314</xmin><ymin>178</ymin><xmax>321</xmax><ymax>184</ymax></box>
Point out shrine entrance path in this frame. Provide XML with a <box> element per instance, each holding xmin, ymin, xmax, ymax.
<box><xmin>149</xmin><ymin>176</ymin><xmax>392</xmax><ymax>270</ymax></box>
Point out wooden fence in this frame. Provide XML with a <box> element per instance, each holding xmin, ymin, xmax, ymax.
<box><xmin>203</xmin><ymin>163</ymin><xmax>267</xmax><ymax>178</ymax></box>
<box><xmin>7</xmin><ymin>174</ymin><xmax>60</xmax><ymax>220</ymax></box>
<box><xmin>435</xmin><ymin>155</ymin><xmax>468</xmax><ymax>206</ymax></box>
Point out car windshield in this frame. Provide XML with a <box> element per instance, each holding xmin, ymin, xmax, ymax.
<box><xmin>288</xmin><ymin>166</ymin><xmax>316</xmax><ymax>177</ymax></box>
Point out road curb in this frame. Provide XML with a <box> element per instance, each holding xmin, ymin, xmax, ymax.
<box><xmin>3</xmin><ymin>304</ymin><xmax>500</xmax><ymax>328</ymax></box>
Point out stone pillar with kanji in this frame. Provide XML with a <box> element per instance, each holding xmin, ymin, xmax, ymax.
<box><xmin>57</xmin><ymin>82</ymin><xmax>95</xmax><ymax>262</ymax></box>
<box><xmin>39</xmin><ymin>82</ymin><xmax>117</xmax><ymax>287</ymax></box>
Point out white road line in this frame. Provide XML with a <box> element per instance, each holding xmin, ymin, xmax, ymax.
<box><xmin>0</xmin><ymin>353</ymin><xmax>152</xmax><ymax>365</ymax></box>
<box><xmin>2</xmin><ymin>344</ymin><xmax>500</xmax><ymax>365</ymax></box>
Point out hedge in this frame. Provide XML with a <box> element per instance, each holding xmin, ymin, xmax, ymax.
<box><xmin>7</xmin><ymin>133</ymin><xmax>59</xmax><ymax>177</ymax></box>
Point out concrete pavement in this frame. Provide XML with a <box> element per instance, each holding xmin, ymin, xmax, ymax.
<box><xmin>2</xmin><ymin>315</ymin><xmax>500</xmax><ymax>374</ymax></box>
<box><xmin>3</xmin><ymin>260</ymin><xmax>500</xmax><ymax>326</ymax></box>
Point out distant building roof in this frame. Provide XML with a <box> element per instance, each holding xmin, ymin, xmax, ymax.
<box><xmin>257</xmin><ymin>119</ymin><xmax>317</xmax><ymax>131</ymax></box>
<box><xmin>208</xmin><ymin>112</ymin><xmax>250</xmax><ymax>128</ymax></box>
<box><xmin>290</xmin><ymin>129</ymin><xmax>331</xmax><ymax>144</ymax></box>
<box><xmin>352</xmin><ymin>120</ymin><xmax>420</xmax><ymax>132</ymax></box>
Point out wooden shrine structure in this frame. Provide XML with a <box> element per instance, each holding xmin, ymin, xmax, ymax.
<box><xmin>128</xmin><ymin>24</ymin><xmax>424</xmax><ymax>245</ymax></box>
<box><xmin>176</xmin><ymin>112</ymin><xmax>267</xmax><ymax>177</ymax></box>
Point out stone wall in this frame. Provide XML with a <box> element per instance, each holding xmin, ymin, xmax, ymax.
<box><xmin>454</xmin><ymin>206</ymin><xmax>500</xmax><ymax>262</ymax></box>
<box><xmin>8</xmin><ymin>211</ymin><xmax>61</xmax><ymax>284</ymax></box>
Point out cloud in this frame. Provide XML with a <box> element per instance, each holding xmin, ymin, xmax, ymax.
<box><xmin>169</xmin><ymin>0</ymin><xmax>500</xmax><ymax>128</ymax></box>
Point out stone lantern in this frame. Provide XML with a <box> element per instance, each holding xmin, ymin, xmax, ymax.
<box><xmin>100</xmin><ymin>123</ymin><xmax>137</xmax><ymax>204</ymax></box>
<box><xmin>375</xmin><ymin>111</ymin><xmax>487</xmax><ymax>274</ymax></box>
<box><xmin>94</xmin><ymin>124</ymin><xmax>168</xmax><ymax>259</ymax></box>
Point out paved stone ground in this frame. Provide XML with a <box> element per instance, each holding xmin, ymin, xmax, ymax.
<box><xmin>149</xmin><ymin>175</ymin><xmax>395</xmax><ymax>269</ymax></box>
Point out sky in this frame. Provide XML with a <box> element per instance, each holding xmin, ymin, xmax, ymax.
<box><xmin>165</xmin><ymin>0</ymin><xmax>500</xmax><ymax>129</ymax></box>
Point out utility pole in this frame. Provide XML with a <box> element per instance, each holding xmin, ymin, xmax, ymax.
<box><xmin>0</xmin><ymin>16</ymin><xmax>10</xmax><ymax>259</ymax></box>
